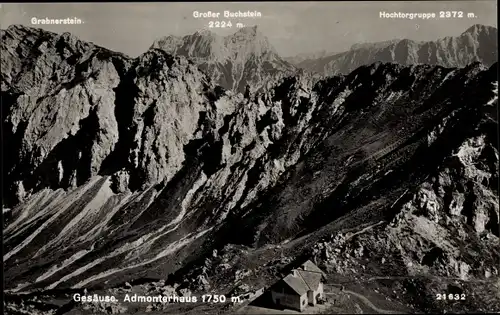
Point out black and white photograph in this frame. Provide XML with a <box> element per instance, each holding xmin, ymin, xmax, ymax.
<box><xmin>1</xmin><ymin>1</ymin><xmax>499</xmax><ymax>314</ymax></box>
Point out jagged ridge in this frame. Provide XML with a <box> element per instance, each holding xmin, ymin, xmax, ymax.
<box><xmin>150</xmin><ymin>26</ymin><xmax>296</xmax><ymax>93</ymax></box>
<box><xmin>291</xmin><ymin>24</ymin><xmax>498</xmax><ymax>76</ymax></box>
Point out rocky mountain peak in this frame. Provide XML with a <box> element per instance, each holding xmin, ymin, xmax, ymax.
<box><xmin>193</xmin><ymin>28</ymin><xmax>216</xmax><ymax>36</ymax></box>
<box><xmin>289</xmin><ymin>24</ymin><xmax>497</xmax><ymax>76</ymax></box>
<box><xmin>225</xmin><ymin>25</ymin><xmax>275</xmax><ymax>57</ymax></box>
<box><xmin>224</xmin><ymin>26</ymin><xmax>276</xmax><ymax>61</ymax></box>
<box><xmin>150</xmin><ymin>35</ymin><xmax>182</xmax><ymax>51</ymax></box>
<box><xmin>4</xmin><ymin>24</ymin><xmax>40</xmax><ymax>35</ymax></box>
<box><xmin>463</xmin><ymin>23</ymin><xmax>496</xmax><ymax>35</ymax></box>
<box><xmin>150</xmin><ymin>27</ymin><xmax>294</xmax><ymax>92</ymax></box>
<box><xmin>1</xmin><ymin>25</ymin><xmax>222</xmax><ymax>206</ymax></box>
<box><xmin>233</xmin><ymin>25</ymin><xmax>259</xmax><ymax>37</ymax></box>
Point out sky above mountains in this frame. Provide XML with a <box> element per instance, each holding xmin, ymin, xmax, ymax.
<box><xmin>1</xmin><ymin>1</ymin><xmax>497</xmax><ymax>57</ymax></box>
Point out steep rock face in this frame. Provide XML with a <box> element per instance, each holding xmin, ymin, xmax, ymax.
<box><xmin>168</xmin><ymin>62</ymin><xmax>499</xmax><ymax>314</ymax></box>
<box><xmin>2</xmin><ymin>25</ymin><xmax>316</xmax><ymax>293</ymax></box>
<box><xmin>292</xmin><ymin>24</ymin><xmax>497</xmax><ymax>76</ymax></box>
<box><xmin>2</xmin><ymin>25</ymin><xmax>229</xmax><ymax>207</ymax></box>
<box><xmin>151</xmin><ymin>26</ymin><xmax>296</xmax><ymax>93</ymax></box>
<box><xmin>2</xmin><ymin>24</ymin><xmax>499</xmax><ymax>314</ymax></box>
<box><xmin>310</xmin><ymin>90</ymin><xmax>499</xmax><ymax>312</ymax></box>
<box><xmin>173</xmin><ymin>63</ymin><xmax>499</xmax><ymax>314</ymax></box>
<box><xmin>214</xmin><ymin>61</ymin><xmax>497</xmax><ymax>247</ymax></box>
<box><xmin>2</xmin><ymin>25</ymin><xmax>128</xmax><ymax>206</ymax></box>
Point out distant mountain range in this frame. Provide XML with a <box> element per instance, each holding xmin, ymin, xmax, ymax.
<box><xmin>150</xmin><ymin>26</ymin><xmax>296</xmax><ymax>93</ymax></box>
<box><xmin>287</xmin><ymin>24</ymin><xmax>497</xmax><ymax>75</ymax></box>
<box><xmin>150</xmin><ymin>24</ymin><xmax>497</xmax><ymax>92</ymax></box>
<box><xmin>283</xmin><ymin>50</ymin><xmax>332</xmax><ymax>64</ymax></box>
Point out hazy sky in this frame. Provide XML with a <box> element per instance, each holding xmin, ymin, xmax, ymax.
<box><xmin>1</xmin><ymin>1</ymin><xmax>497</xmax><ymax>57</ymax></box>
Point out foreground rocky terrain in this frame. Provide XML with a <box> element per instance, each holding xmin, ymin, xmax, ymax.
<box><xmin>151</xmin><ymin>26</ymin><xmax>296</xmax><ymax>93</ymax></box>
<box><xmin>2</xmin><ymin>23</ymin><xmax>499</xmax><ymax>314</ymax></box>
<box><xmin>290</xmin><ymin>24</ymin><xmax>498</xmax><ymax>76</ymax></box>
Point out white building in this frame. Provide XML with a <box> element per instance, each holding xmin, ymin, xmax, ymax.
<box><xmin>270</xmin><ymin>260</ymin><xmax>325</xmax><ymax>312</ymax></box>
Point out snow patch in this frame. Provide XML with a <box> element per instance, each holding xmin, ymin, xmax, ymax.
<box><xmin>486</xmin><ymin>81</ymin><xmax>498</xmax><ymax>106</ymax></box>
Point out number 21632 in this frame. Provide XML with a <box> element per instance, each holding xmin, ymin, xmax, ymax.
<box><xmin>436</xmin><ymin>293</ymin><xmax>465</xmax><ymax>300</ymax></box>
